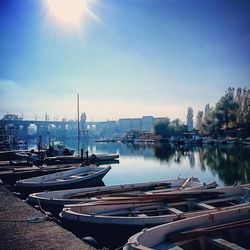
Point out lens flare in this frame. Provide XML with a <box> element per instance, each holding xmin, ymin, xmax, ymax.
<box><xmin>45</xmin><ymin>0</ymin><xmax>100</xmax><ymax>28</ymax></box>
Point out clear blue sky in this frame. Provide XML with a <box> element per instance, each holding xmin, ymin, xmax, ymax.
<box><xmin>0</xmin><ymin>0</ymin><xmax>249</xmax><ymax>122</ymax></box>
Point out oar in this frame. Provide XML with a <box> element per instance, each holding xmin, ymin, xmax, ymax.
<box><xmin>178</xmin><ymin>177</ymin><xmax>191</xmax><ymax>190</ymax></box>
<box><xmin>65</xmin><ymin>183</ymin><xmax>172</xmax><ymax>199</ymax></box>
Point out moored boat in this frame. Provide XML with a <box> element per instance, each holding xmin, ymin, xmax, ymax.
<box><xmin>0</xmin><ymin>164</ymin><xmax>80</xmax><ymax>185</ymax></box>
<box><xmin>125</xmin><ymin>203</ymin><xmax>250</xmax><ymax>250</ymax></box>
<box><xmin>14</xmin><ymin>165</ymin><xmax>111</xmax><ymax>194</ymax></box>
<box><xmin>60</xmin><ymin>184</ymin><xmax>250</xmax><ymax>228</ymax></box>
<box><xmin>28</xmin><ymin>177</ymin><xmax>217</xmax><ymax>213</ymax></box>
<box><xmin>60</xmin><ymin>184</ymin><xmax>250</xmax><ymax>248</ymax></box>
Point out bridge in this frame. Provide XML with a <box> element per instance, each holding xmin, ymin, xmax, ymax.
<box><xmin>0</xmin><ymin>119</ymin><xmax>85</xmax><ymax>139</ymax></box>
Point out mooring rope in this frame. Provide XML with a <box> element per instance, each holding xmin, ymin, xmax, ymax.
<box><xmin>37</xmin><ymin>197</ymin><xmax>49</xmax><ymax>217</ymax></box>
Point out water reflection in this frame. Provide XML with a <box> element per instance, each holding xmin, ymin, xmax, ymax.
<box><xmin>198</xmin><ymin>145</ymin><xmax>250</xmax><ymax>185</ymax></box>
<box><xmin>90</xmin><ymin>142</ymin><xmax>250</xmax><ymax>185</ymax></box>
<box><xmin>46</xmin><ymin>137</ymin><xmax>250</xmax><ymax>185</ymax></box>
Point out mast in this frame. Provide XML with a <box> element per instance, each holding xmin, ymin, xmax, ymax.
<box><xmin>77</xmin><ymin>93</ymin><xmax>80</xmax><ymax>156</ymax></box>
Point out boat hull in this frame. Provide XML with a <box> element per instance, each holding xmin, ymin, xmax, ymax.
<box><xmin>60</xmin><ymin>184</ymin><xmax>250</xmax><ymax>248</ymax></box>
<box><xmin>125</xmin><ymin>204</ymin><xmax>250</xmax><ymax>249</ymax></box>
<box><xmin>14</xmin><ymin>166</ymin><xmax>111</xmax><ymax>195</ymax></box>
<box><xmin>27</xmin><ymin>178</ymin><xmax>216</xmax><ymax>214</ymax></box>
<box><xmin>0</xmin><ymin>164</ymin><xmax>79</xmax><ymax>185</ymax></box>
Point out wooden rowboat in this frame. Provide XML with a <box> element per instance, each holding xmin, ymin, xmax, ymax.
<box><xmin>60</xmin><ymin>184</ymin><xmax>250</xmax><ymax>227</ymax></box>
<box><xmin>0</xmin><ymin>164</ymin><xmax>80</xmax><ymax>185</ymax></box>
<box><xmin>125</xmin><ymin>203</ymin><xmax>250</xmax><ymax>250</ymax></box>
<box><xmin>14</xmin><ymin>165</ymin><xmax>111</xmax><ymax>194</ymax></box>
<box><xmin>28</xmin><ymin>177</ymin><xmax>217</xmax><ymax>213</ymax></box>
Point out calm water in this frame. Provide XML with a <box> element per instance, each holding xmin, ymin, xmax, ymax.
<box><xmin>65</xmin><ymin>140</ymin><xmax>250</xmax><ymax>187</ymax></box>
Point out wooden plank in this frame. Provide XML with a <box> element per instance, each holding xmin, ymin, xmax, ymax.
<box><xmin>195</xmin><ymin>202</ymin><xmax>215</xmax><ymax>210</ymax></box>
<box><xmin>66</xmin><ymin>183</ymin><xmax>170</xmax><ymax>199</ymax></box>
<box><xmin>168</xmin><ymin>207</ymin><xmax>184</xmax><ymax>216</ymax></box>
<box><xmin>207</xmin><ymin>237</ymin><xmax>246</xmax><ymax>250</ymax></box>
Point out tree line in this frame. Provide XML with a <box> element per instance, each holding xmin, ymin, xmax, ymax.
<box><xmin>154</xmin><ymin>87</ymin><xmax>250</xmax><ymax>138</ymax></box>
<box><xmin>196</xmin><ymin>87</ymin><xmax>250</xmax><ymax>137</ymax></box>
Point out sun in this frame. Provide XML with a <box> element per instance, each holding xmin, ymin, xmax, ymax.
<box><xmin>45</xmin><ymin>0</ymin><xmax>99</xmax><ymax>28</ymax></box>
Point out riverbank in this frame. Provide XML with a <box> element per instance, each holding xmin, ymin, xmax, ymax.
<box><xmin>0</xmin><ymin>184</ymin><xmax>95</xmax><ymax>250</ymax></box>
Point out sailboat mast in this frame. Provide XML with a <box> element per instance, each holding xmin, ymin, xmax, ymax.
<box><xmin>77</xmin><ymin>93</ymin><xmax>80</xmax><ymax>156</ymax></box>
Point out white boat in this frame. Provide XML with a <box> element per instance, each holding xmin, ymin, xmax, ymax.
<box><xmin>125</xmin><ymin>203</ymin><xmax>250</xmax><ymax>250</ymax></box>
<box><xmin>28</xmin><ymin>177</ymin><xmax>217</xmax><ymax>212</ymax></box>
<box><xmin>60</xmin><ymin>184</ymin><xmax>250</xmax><ymax>228</ymax></box>
<box><xmin>14</xmin><ymin>165</ymin><xmax>111</xmax><ymax>194</ymax></box>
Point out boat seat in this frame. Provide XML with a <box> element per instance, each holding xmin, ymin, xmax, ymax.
<box><xmin>138</xmin><ymin>214</ymin><xmax>148</xmax><ymax>217</ymax></box>
<box><xmin>195</xmin><ymin>202</ymin><xmax>215</xmax><ymax>210</ymax></box>
<box><xmin>70</xmin><ymin>175</ymin><xmax>82</xmax><ymax>179</ymax></box>
<box><xmin>207</xmin><ymin>237</ymin><xmax>246</xmax><ymax>250</ymax></box>
<box><xmin>168</xmin><ymin>207</ymin><xmax>184</xmax><ymax>216</ymax></box>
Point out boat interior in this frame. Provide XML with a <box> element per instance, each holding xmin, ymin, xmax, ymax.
<box><xmin>156</xmin><ymin>218</ymin><xmax>250</xmax><ymax>250</ymax></box>
<box><xmin>72</xmin><ymin>185</ymin><xmax>250</xmax><ymax>217</ymax></box>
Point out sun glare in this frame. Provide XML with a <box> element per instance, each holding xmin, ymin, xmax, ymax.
<box><xmin>45</xmin><ymin>0</ymin><xmax>99</xmax><ymax>28</ymax></box>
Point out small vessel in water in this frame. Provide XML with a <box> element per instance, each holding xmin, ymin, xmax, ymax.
<box><xmin>14</xmin><ymin>165</ymin><xmax>111</xmax><ymax>194</ymax></box>
<box><xmin>0</xmin><ymin>164</ymin><xmax>80</xmax><ymax>185</ymax></box>
<box><xmin>60</xmin><ymin>184</ymin><xmax>250</xmax><ymax>228</ymax></box>
<box><xmin>59</xmin><ymin>184</ymin><xmax>250</xmax><ymax>248</ymax></box>
<box><xmin>28</xmin><ymin>177</ymin><xmax>217</xmax><ymax>213</ymax></box>
<box><xmin>125</xmin><ymin>203</ymin><xmax>250</xmax><ymax>250</ymax></box>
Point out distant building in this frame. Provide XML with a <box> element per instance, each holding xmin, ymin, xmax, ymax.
<box><xmin>94</xmin><ymin>120</ymin><xmax>117</xmax><ymax>137</ymax></box>
<box><xmin>142</xmin><ymin>116</ymin><xmax>154</xmax><ymax>132</ymax></box>
<box><xmin>118</xmin><ymin>118</ymin><xmax>133</xmax><ymax>132</ymax></box>
<box><xmin>130</xmin><ymin>118</ymin><xmax>142</xmax><ymax>130</ymax></box>
<box><xmin>118</xmin><ymin>117</ymin><xmax>145</xmax><ymax>132</ymax></box>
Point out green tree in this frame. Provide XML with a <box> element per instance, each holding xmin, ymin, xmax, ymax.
<box><xmin>154</xmin><ymin>118</ymin><xmax>170</xmax><ymax>138</ymax></box>
<box><xmin>170</xmin><ymin>119</ymin><xmax>187</xmax><ymax>136</ymax></box>
<box><xmin>202</xmin><ymin>108</ymin><xmax>220</xmax><ymax>136</ymax></box>
<box><xmin>242</xmin><ymin>88</ymin><xmax>250</xmax><ymax>125</ymax></box>
<box><xmin>214</xmin><ymin>87</ymin><xmax>238</xmax><ymax>129</ymax></box>
<box><xmin>186</xmin><ymin>107</ymin><xmax>194</xmax><ymax>131</ymax></box>
<box><xmin>196</xmin><ymin>110</ymin><xmax>203</xmax><ymax>135</ymax></box>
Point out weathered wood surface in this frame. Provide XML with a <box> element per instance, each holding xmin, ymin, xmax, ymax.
<box><xmin>0</xmin><ymin>185</ymin><xmax>95</xmax><ymax>250</ymax></box>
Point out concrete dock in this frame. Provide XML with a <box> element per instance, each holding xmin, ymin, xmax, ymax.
<box><xmin>0</xmin><ymin>185</ymin><xmax>95</xmax><ymax>250</ymax></box>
